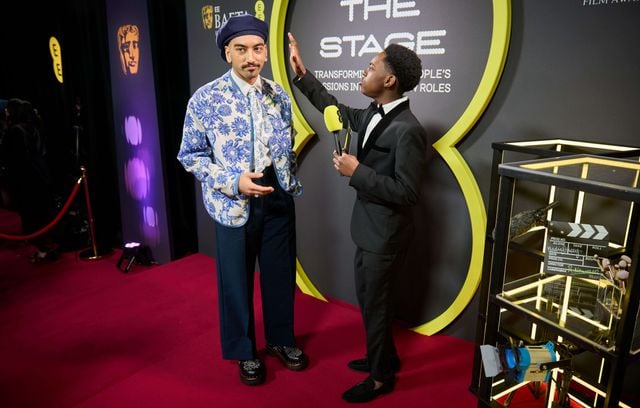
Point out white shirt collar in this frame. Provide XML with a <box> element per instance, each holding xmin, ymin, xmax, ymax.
<box><xmin>379</xmin><ymin>96</ymin><xmax>408</xmax><ymax>115</ymax></box>
<box><xmin>230</xmin><ymin>69</ymin><xmax>263</xmax><ymax>96</ymax></box>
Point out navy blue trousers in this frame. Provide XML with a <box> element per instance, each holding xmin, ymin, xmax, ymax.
<box><xmin>214</xmin><ymin>167</ymin><xmax>297</xmax><ymax>361</ymax></box>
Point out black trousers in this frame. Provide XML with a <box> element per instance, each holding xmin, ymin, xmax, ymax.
<box><xmin>214</xmin><ymin>166</ymin><xmax>297</xmax><ymax>360</ymax></box>
<box><xmin>354</xmin><ymin>246</ymin><xmax>405</xmax><ymax>381</ymax></box>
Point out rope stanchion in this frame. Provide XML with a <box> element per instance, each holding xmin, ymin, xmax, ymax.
<box><xmin>0</xmin><ymin>177</ymin><xmax>83</xmax><ymax>240</ymax></box>
<box><xmin>0</xmin><ymin>166</ymin><xmax>112</xmax><ymax>260</ymax></box>
<box><xmin>78</xmin><ymin>166</ymin><xmax>111</xmax><ymax>260</ymax></box>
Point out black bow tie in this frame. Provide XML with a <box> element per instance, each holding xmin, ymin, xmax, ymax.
<box><xmin>376</xmin><ymin>104</ymin><xmax>385</xmax><ymax>117</ymax></box>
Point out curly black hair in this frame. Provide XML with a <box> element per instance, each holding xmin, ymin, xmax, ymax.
<box><xmin>383</xmin><ymin>44</ymin><xmax>422</xmax><ymax>94</ymax></box>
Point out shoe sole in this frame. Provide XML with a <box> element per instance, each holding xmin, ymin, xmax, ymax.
<box><xmin>266</xmin><ymin>347</ymin><xmax>308</xmax><ymax>371</ymax></box>
<box><xmin>240</xmin><ymin>374</ymin><xmax>265</xmax><ymax>386</ymax></box>
<box><xmin>347</xmin><ymin>363</ymin><xmax>369</xmax><ymax>373</ymax></box>
<box><xmin>347</xmin><ymin>361</ymin><xmax>400</xmax><ymax>373</ymax></box>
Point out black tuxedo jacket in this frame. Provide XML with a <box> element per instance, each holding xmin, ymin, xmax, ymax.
<box><xmin>294</xmin><ymin>72</ymin><xmax>428</xmax><ymax>254</ymax></box>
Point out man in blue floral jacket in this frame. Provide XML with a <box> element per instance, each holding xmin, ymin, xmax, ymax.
<box><xmin>177</xmin><ymin>14</ymin><xmax>307</xmax><ymax>386</ymax></box>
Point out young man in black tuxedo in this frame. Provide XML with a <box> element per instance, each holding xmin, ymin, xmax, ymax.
<box><xmin>288</xmin><ymin>33</ymin><xmax>428</xmax><ymax>403</ymax></box>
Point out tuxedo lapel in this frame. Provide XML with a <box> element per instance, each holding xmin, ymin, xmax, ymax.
<box><xmin>356</xmin><ymin>103</ymin><xmax>378</xmax><ymax>158</ymax></box>
<box><xmin>359</xmin><ymin>100</ymin><xmax>410</xmax><ymax>160</ymax></box>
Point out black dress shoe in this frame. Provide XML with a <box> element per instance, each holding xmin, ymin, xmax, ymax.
<box><xmin>347</xmin><ymin>357</ymin><xmax>401</xmax><ymax>373</ymax></box>
<box><xmin>238</xmin><ymin>358</ymin><xmax>265</xmax><ymax>385</ymax></box>
<box><xmin>342</xmin><ymin>376</ymin><xmax>395</xmax><ymax>403</ymax></box>
<box><xmin>266</xmin><ymin>344</ymin><xmax>308</xmax><ymax>371</ymax></box>
<box><xmin>347</xmin><ymin>358</ymin><xmax>369</xmax><ymax>372</ymax></box>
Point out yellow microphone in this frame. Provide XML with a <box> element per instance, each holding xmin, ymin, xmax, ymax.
<box><xmin>323</xmin><ymin>105</ymin><xmax>343</xmax><ymax>153</ymax></box>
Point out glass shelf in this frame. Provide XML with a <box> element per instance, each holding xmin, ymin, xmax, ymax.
<box><xmin>495</xmin><ymin>273</ymin><xmax>632</xmax><ymax>354</ymax></box>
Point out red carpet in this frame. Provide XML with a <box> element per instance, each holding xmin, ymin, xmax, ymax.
<box><xmin>0</xmin><ymin>239</ymin><xmax>478</xmax><ymax>407</ymax></box>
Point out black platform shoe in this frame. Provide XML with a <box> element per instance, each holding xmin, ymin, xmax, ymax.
<box><xmin>266</xmin><ymin>344</ymin><xmax>308</xmax><ymax>371</ymax></box>
<box><xmin>238</xmin><ymin>358</ymin><xmax>265</xmax><ymax>385</ymax></box>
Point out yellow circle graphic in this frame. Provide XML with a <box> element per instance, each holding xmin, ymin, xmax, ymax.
<box><xmin>270</xmin><ymin>0</ymin><xmax>512</xmax><ymax>331</ymax></box>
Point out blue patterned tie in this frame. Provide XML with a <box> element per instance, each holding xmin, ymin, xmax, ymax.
<box><xmin>247</xmin><ymin>87</ymin><xmax>269</xmax><ymax>172</ymax></box>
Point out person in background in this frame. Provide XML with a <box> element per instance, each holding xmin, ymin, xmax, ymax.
<box><xmin>3</xmin><ymin>98</ymin><xmax>59</xmax><ymax>261</ymax></box>
<box><xmin>177</xmin><ymin>15</ymin><xmax>307</xmax><ymax>386</ymax></box>
<box><xmin>288</xmin><ymin>33</ymin><xmax>428</xmax><ymax>403</ymax></box>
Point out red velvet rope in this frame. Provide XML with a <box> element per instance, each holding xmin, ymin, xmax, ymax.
<box><xmin>0</xmin><ymin>178</ymin><xmax>83</xmax><ymax>240</ymax></box>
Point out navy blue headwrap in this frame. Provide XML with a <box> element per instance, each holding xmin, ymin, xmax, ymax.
<box><xmin>216</xmin><ymin>14</ymin><xmax>268</xmax><ymax>61</ymax></box>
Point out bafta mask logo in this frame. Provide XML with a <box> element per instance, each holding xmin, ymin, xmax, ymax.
<box><xmin>117</xmin><ymin>24</ymin><xmax>140</xmax><ymax>75</ymax></box>
<box><xmin>202</xmin><ymin>5</ymin><xmax>213</xmax><ymax>30</ymax></box>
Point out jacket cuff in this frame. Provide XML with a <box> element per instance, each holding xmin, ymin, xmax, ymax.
<box><xmin>232</xmin><ymin>173</ymin><xmax>241</xmax><ymax>196</ymax></box>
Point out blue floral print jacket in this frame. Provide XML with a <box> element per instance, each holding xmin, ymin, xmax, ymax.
<box><xmin>177</xmin><ymin>70</ymin><xmax>302</xmax><ymax>227</ymax></box>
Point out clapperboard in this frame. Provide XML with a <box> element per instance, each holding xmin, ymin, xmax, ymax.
<box><xmin>544</xmin><ymin>221</ymin><xmax>609</xmax><ymax>280</ymax></box>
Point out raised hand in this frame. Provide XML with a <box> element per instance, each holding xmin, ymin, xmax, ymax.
<box><xmin>288</xmin><ymin>32</ymin><xmax>307</xmax><ymax>78</ymax></box>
